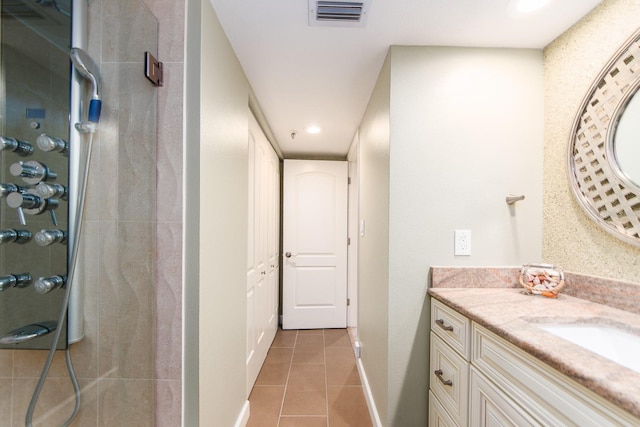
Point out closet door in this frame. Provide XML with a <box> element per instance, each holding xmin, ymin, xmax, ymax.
<box><xmin>246</xmin><ymin>113</ymin><xmax>279</xmax><ymax>395</ymax></box>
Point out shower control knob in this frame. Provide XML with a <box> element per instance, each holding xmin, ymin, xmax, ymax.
<box><xmin>6</xmin><ymin>190</ymin><xmax>59</xmax><ymax>225</ymax></box>
<box><xmin>6</xmin><ymin>192</ymin><xmax>41</xmax><ymax>210</ymax></box>
<box><xmin>0</xmin><ymin>137</ymin><xmax>34</xmax><ymax>156</ymax></box>
<box><xmin>36</xmin><ymin>183</ymin><xmax>68</xmax><ymax>200</ymax></box>
<box><xmin>9</xmin><ymin>160</ymin><xmax>57</xmax><ymax>185</ymax></box>
<box><xmin>0</xmin><ymin>273</ymin><xmax>32</xmax><ymax>291</ymax></box>
<box><xmin>34</xmin><ymin>275</ymin><xmax>66</xmax><ymax>294</ymax></box>
<box><xmin>36</xmin><ymin>134</ymin><xmax>68</xmax><ymax>154</ymax></box>
<box><xmin>34</xmin><ymin>229</ymin><xmax>67</xmax><ymax>246</ymax></box>
<box><xmin>0</xmin><ymin>229</ymin><xmax>32</xmax><ymax>244</ymax></box>
<box><xmin>0</xmin><ymin>183</ymin><xmax>26</xmax><ymax>198</ymax></box>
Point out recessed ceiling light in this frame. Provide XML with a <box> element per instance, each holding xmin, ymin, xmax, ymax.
<box><xmin>305</xmin><ymin>125</ymin><xmax>322</xmax><ymax>134</ymax></box>
<box><xmin>507</xmin><ymin>0</ymin><xmax>552</xmax><ymax>14</ymax></box>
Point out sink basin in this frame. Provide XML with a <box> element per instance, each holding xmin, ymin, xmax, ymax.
<box><xmin>539</xmin><ymin>324</ymin><xmax>640</xmax><ymax>374</ymax></box>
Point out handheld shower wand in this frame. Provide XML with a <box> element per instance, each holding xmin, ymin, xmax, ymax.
<box><xmin>27</xmin><ymin>47</ymin><xmax>103</xmax><ymax>427</ymax></box>
<box><xmin>69</xmin><ymin>47</ymin><xmax>102</xmax><ymax>124</ymax></box>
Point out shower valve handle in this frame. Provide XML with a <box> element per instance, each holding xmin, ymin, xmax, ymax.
<box><xmin>34</xmin><ymin>275</ymin><xmax>66</xmax><ymax>294</ymax></box>
<box><xmin>9</xmin><ymin>160</ymin><xmax>57</xmax><ymax>185</ymax></box>
<box><xmin>36</xmin><ymin>183</ymin><xmax>68</xmax><ymax>200</ymax></box>
<box><xmin>0</xmin><ymin>183</ymin><xmax>27</xmax><ymax>198</ymax></box>
<box><xmin>0</xmin><ymin>273</ymin><xmax>32</xmax><ymax>291</ymax></box>
<box><xmin>6</xmin><ymin>191</ymin><xmax>59</xmax><ymax>226</ymax></box>
<box><xmin>34</xmin><ymin>229</ymin><xmax>67</xmax><ymax>246</ymax></box>
<box><xmin>36</xmin><ymin>134</ymin><xmax>68</xmax><ymax>154</ymax></box>
<box><xmin>0</xmin><ymin>137</ymin><xmax>34</xmax><ymax>156</ymax></box>
<box><xmin>0</xmin><ymin>229</ymin><xmax>32</xmax><ymax>244</ymax></box>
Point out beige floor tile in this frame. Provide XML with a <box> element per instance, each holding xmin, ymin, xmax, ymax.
<box><xmin>272</xmin><ymin>329</ymin><xmax>298</xmax><ymax>348</ymax></box>
<box><xmin>247</xmin><ymin>385</ymin><xmax>285</xmax><ymax>427</ymax></box>
<box><xmin>292</xmin><ymin>347</ymin><xmax>325</xmax><ymax>364</ymax></box>
<box><xmin>328</xmin><ymin>386</ymin><xmax>372</xmax><ymax>427</ymax></box>
<box><xmin>298</xmin><ymin>329</ymin><xmax>324</xmax><ymax>335</ymax></box>
<box><xmin>256</xmin><ymin>348</ymin><xmax>293</xmax><ymax>386</ymax></box>
<box><xmin>324</xmin><ymin>329</ymin><xmax>352</xmax><ymax>348</ymax></box>
<box><xmin>279</xmin><ymin>416</ymin><xmax>328</xmax><ymax>426</ymax></box>
<box><xmin>281</xmin><ymin>390</ymin><xmax>327</xmax><ymax>416</ymax></box>
<box><xmin>295</xmin><ymin>334</ymin><xmax>324</xmax><ymax>348</ymax></box>
<box><xmin>248</xmin><ymin>328</ymin><xmax>372</xmax><ymax>426</ymax></box>
<box><xmin>292</xmin><ymin>334</ymin><xmax>325</xmax><ymax>364</ymax></box>
<box><xmin>287</xmin><ymin>364</ymin><xmax>326</xmax><ymax>392</ymax></box>
<box><xmin>325</xmin><ymin>347</ymin><xmax>361</xmax><ymax>386</ymax></box>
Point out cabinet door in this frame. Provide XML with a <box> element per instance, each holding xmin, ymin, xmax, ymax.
<box><xmin>469</xmin><ymin>367</ymin><xmax>540</xmax><ymax>427</ymax></box>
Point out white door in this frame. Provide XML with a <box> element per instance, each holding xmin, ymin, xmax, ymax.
<box><xmin>246</xmin><ymin>114</ymin><xmax>279</xmax><ymax>395</ymax></box>
<box><xmin>283</xmin><ymin>159</ymin><xmax>348</xmax><ymax>329</ymax></box>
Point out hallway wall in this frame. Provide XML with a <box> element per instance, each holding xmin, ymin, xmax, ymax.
<box><xmin>185</xmin><ymin>0</ymin><xmax>252</xmax><ymax>424</ymax></box>
<box><xmin>357</xmin><ymin>46</ymin><xmax>544</xmax><ymax>426</ymax></box>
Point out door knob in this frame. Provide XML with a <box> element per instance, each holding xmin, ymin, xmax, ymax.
<box><xmin>285</xmin><ymin>252</ymin><xmax>292</xmax><ymax>258</ymax></box>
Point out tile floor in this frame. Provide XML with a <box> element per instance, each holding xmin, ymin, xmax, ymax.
<box><xmin>247</xmin><ymin>328</ymin><xmax>373</xmax><ymax>427</ymax></box>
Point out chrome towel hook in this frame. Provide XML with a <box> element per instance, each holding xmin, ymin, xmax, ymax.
<box><xmin>506</xmin><ymin>194</ymin><xmax>525</xmax><ymax>205</ymax></box>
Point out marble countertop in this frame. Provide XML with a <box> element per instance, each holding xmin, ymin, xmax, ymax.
<box><xmin>428</xmin><ymin>287</ymin><xmax>640</xmax><ymax>420</ymax></box>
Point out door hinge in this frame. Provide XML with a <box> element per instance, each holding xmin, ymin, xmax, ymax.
<box><xmin>144</xmin><ymin>51</ymin><xmax>163</xmax><ymax>87</ymax></box>
<box><xmin>347</xmin><ymin>237</ymin><xmax>351</xmax><ymax>245</ymax></box>
<box><xmin>348</xmin><ymin>177</ymin><xmax>351</xmax><ymax>184</ymax></box>
<box><xmin>347</xmin><ymin>298</ymin><xmax>351</xmax><ymax>306</ymax></box>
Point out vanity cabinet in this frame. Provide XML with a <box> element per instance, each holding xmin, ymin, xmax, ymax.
<box><xmin>429</xmin><ymin>298</ymin><xmax>639</xmax><ymax>427</ymax></box>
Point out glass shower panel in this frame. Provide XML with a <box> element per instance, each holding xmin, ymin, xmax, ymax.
<box><xmin>0</xmin><ymin>0</ymin><xmax>71</xmax><ymax>349</ymax></box>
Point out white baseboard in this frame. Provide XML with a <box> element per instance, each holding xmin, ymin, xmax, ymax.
<box><xmin>234</xmin><ymin>400</ymin><xmax>250</xmax><ymax>427</ymax></box>
<box><xmin>357</xmin><ymin>358</ymin><xmax>383</xmax><ymax>427</ymax></box>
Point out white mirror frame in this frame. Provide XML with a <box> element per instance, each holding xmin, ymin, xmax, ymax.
<box><xmin>568</xmin><ymin>27</ymin><xmax>640</xmax><ymax>248</ymax></box>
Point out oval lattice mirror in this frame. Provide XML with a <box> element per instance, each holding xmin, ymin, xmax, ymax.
<box><xmin>568</xmin><ymin>28</ymin><xmax>640</xmax><ymax>247</ymax></box>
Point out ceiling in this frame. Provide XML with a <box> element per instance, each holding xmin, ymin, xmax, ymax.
<box><xmin>209</xmin><ymin>0</ymin><xmax>602</xmax><ymax>158</ymax></box>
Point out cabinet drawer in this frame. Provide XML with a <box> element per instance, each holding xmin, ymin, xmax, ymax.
<box><xmin>431</xmin><ymin>298</ymin><xmax>471</xmax><ymax>359</ymax></box>
<box><xmin>469</xmin><ymin>367</ymin><xmax>540</xmax><ymax>427</ymax></box>
<box><xmin>430</xmin><ymin>332</ymin><xmax>469</xmax><ymax>426</ymax></box>
<box><xmin>472</xmin><ymin>323</ymin><xmax>639</xmax><ymax>427</ymax></box>
<box><xmin>429</xmin><ymin>390</ymin><xmax>458</xmax><ymax>427</ymax></box>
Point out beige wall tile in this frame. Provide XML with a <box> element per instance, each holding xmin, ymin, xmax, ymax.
<box><xmin>98</xmin><ymin>378</ymin><xmax>154</xmax><ymax>426</ymax></box>
<box><xmin>155</xmin><ymin>221</ymin><xmax>182</xmax><ymax>380</ymax></box>
<box><xmin>155</xmin><ymin>379</ymin><xmax>181</xmax><ymax>427</ymax></box>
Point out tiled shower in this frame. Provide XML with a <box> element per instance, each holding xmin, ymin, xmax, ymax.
<box><xmin>0</xmin><ymin>0</ymin><xmax>184</xmax><ymax>425</ymax></box>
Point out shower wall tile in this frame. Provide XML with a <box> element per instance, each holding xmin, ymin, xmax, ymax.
<box><xmin>144</xmin><ymin>0</ymin><xmax>185</xmax><ymax>63</ymax></box>
<box><xmin>11</xmin><ymin>377</ymin><xmax>98</xmax><ymax>427</ymax></box>
<box><xmin>103</xmin><ymin>0</ymin><xmax>158</xmax><ymax>63</ymax></box>
<box><xmin>156</xmin><ymin>62</ymin><xmax>183</xmax><ymax>223</ymax></box>
<box><xmin>98</xmin><ymin>221</ymin><xmax>155</xmax><ymax>379</ymax></box>
<box><xmin>0</xmin><ymin>378</ymin><xmax>11</xmax><ymax>423</ymax></box>
<box><xmin>12</xmin><ymin>350</ymin><xmax>67</xmax><ymax>379</ymax></box>
<box><xmin>98</xmin><ymin>378</ymin><xmax>154</xmax><ymax>426</ymax></box>
<box><xmin>155</xmin><ymin>379</ymin><xmax>182</xmax><ymax>427</ymax></box>
<box><xmin>0</xmin><ymin>351</ymin><xmax>12</xmax><ymax>377</ymax></box>
<box><xmin>117</xmin><ymin>63</ymin><xmax>158</xmax><ymax>222</ymax></box>
<box><xmin>155</xmin><ymin>221</ymin><xmax>182</xmax><ymax>380</ymax></box>
<box><xmin>87</xmin><ymin>0</ymin><xmax>103</xmax><ymax>63</ymax></box>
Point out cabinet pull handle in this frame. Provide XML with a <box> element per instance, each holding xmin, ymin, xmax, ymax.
<box><xmin>435</xmin><ymin>319</ymin><xmax>454</xmax><ymax>332</ymax></box>
<box><xmin>434</xmin><ymin>369</ymin><xmax>453</xmax><ymax>386</ymax></box>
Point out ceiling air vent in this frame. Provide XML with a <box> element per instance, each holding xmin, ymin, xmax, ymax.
<box><xmin>309</xmin><ymin>0</ymin><xmax>371</xmax><ymax>28</ymax></box>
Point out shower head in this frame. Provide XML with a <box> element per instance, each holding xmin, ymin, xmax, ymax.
<box><xmin>69</xmin><ymin>47</ymin><xmax>101</xmax><ymax>100</ymax></box>
<box><xmin>70</xmin><ymin>47</ymin><xmax>102</xmax><ymax>123</ymax></box>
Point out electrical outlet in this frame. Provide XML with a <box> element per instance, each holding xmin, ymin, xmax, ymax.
<box><xmin>454</xmin><ymin>230</ymin><xmax>471</xmax><ymax>256</ymax></box>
